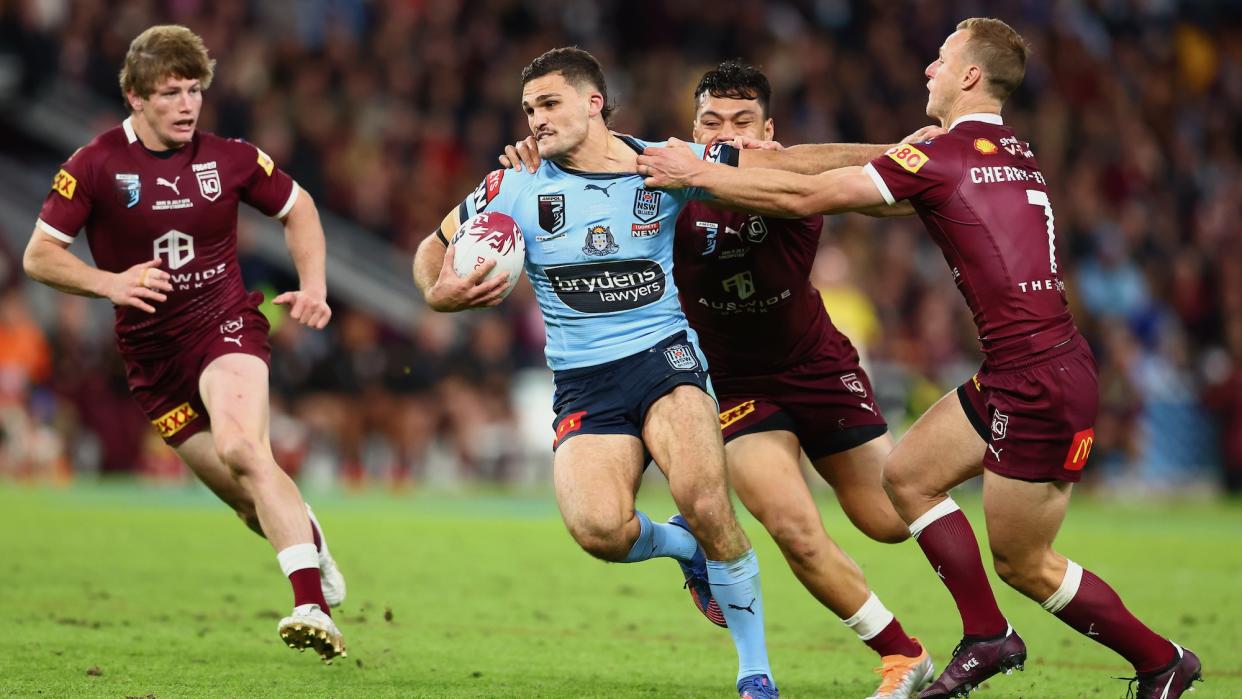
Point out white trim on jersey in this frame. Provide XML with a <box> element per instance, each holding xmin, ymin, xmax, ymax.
<box><xmin>36</xmin><ymin>218</ymin><xmax>75</xmax><ymax>244</ymax></box>
<box><xmin>122</xmin><ymin>116</ymin><xmax>138</xmax><ymax>144</ymax></box>
<box><xmin>862</xmin><ymin>163</ymin><xmax>897</xmax><ymax>206</ymax></box>
<box><xmin>949</xmin><ymin>112</ymin><xmax>1005</xmax><ymax>130</ymax></box>
<box><xmin>274</xmin><ymin>183</ymin><xmax>300</xmax><ymax>219</ymax></box>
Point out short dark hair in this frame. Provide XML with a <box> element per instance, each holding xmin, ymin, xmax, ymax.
<box><xmin>693</xmin><ymin>59</ymin><xmax>772</xmax><ymax>117</ymax></box>
<box><xmin>520</xmin><ymin>47</ymin><xmax>614</xmax><ymax>122</ymax></box>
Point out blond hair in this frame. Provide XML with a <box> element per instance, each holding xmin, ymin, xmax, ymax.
<box><xmin>957</xmin><ymin>18</ymin><xmax>1029</xmax><ymax>101</ymax></box>
<box><xmin>118</xmin><ymin>25</ymin><xmax>215</xmax><ymax>105</ymax></box>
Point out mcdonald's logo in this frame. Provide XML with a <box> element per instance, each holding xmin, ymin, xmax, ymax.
<box><xmin>1063</xmin><ymin>427</ymin><xmax>1095</xmax><ymax>471</ymax></box>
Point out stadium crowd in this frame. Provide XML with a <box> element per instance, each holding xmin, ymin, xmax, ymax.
<box><xmin>0</xmin><ymin>0</ymin><xmax>1237</xmax><ymax>491</ymax></box>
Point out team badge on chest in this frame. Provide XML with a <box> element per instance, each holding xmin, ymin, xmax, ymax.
<box><xmin>114</xmin><ymin>173</ymin><xmax>140</xmax><ymax>208</ymax></box>
<box><xmin>193</xmin><ymin>161</ymin><xmax>222</xmax><ymax>201</ymax></box>
<box><xmin>633</xmin><ymin>188</ymin><xmax>662</xmax><ymax>222</ymax></box>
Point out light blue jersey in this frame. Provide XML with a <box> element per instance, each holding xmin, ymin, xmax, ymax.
<box><xmin>455</xmin><ymin>135</ymin><xmax>735</xmax><ymax>370</ymax></box>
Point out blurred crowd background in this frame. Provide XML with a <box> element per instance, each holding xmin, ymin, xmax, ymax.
<box><xmin>0</xmin><ymin>0</ymin><xmax>1238</xmax><ymax>493</ymax></box>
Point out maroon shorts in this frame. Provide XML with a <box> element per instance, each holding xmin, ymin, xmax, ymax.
<box><xmin>714</xmin><ymin>352</ymin><xmax>887</xmax><ymax>461</ymax></box>
<box><xmin>123</xmin><ymin>294</ymin><xmax>272</xmax><ymax>447</ymax></box>
<box><xmin>957</xmin><ymin>335</ymin><xmax>1099</xmax><ymax>483</ymax></box>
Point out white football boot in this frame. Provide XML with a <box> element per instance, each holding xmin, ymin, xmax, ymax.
<box><xmin>307</xmin><ymin>505</ymin><xmax>347</xmax><ymax>607</ymax></box>
<box><xmin>278</xmin><ymin>604</ymin><xmax>346</xmax><ymax>663</ymax></box>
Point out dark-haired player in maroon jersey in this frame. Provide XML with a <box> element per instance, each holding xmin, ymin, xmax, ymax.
<box><xmin>23</xmin><ymin>25</ymin><xmax>346</xmax><ymax>662</ymax></box>
<box><xmin>638</xmin><ymin>18</ymin><xmax>1199</xmax><ymax>699</ymax></box>
<box><xmin>676</xmin><ymin>61</ymin><xmax>934</xmax><ymax>698</ymax></box>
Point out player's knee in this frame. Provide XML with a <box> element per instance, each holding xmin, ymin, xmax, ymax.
<box><xmin>854</xmin><ymin>513</ymin><xmax>910</xmax><ymax>544</ymax></box>
<box><xmin>566</xmin><ymin>517</ymin><xmax>630</xmax><ymax>562</ymax></box>
<box><xmin>991</xmin><ymin>548</ymin><xmax>1040</xmax><ymax>592</ymax></box>
<box><xmin>881</xmin><ymin>460</ymin><xmax>928</xmax><ymax>507</ymax></box>
<box><xmin>214</xmin><ymin>432</ymin><xmax>263</xmax><ymax>476</ymax></box>
<box><xmin>765</xmin><ymin>513</ymin><xmax>825</xmax><ymax>567</ymax></box>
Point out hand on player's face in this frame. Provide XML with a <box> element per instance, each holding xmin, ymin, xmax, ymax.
<box><xmin>725</xmin><ymin>135</ymin><xmax>785</xmax><ymax>151</ymax></box>
<box><xmin>499</xmin><ymin>136</ymin><xmax>542</xmax><ymax>173</ymax></box>
<box><xmin>109</xmin><ymin>258</ymin><xmax>173</xmax><ymax>313</ymax></box>
<box><xmin>428</xmin><ymin>245</ymin><xmax>510</xmax><ymax>312</ymax></box>
<box><xmin>273</xmin><ymin>289</ymin><xmax>332</xmax><ymax>329</ymax></box>
<box><xmin>636</xmin><ymin>137</ymin><xmax>700</xmax><ymax>190</ymax></box>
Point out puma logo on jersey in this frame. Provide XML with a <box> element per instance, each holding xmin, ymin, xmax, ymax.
<box><xmin>223</xmin><ymin>336</ymin><xmax>242</xmax><ymax>346</ymax></box>
<box><xmin>157</xmin><ymin>176</ymin><xmax>181</xmax><ymax>195</ymax></box>
<box><xmin>584</xmin><ymin>182</ymin><xmax>616</xmax><ymax>197</ymax></box>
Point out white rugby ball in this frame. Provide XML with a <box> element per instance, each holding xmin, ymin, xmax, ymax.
<box><xmin>450</xmin><ymin>211</ymin><xmax>526</xmax><ymax>299</ymax></box>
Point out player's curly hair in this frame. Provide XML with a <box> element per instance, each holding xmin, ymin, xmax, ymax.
<box><xmin>118</xmin><ymin>25</ymin><xmax>215</xmax><ymax>105</ymax></box>
<box><xmin>693</xmin><ymin>59</ymin><xmax>772</xmax><ymax>118</ymax></box>
<box><xmin>957</xmin><ymin>18</ymin><xmax>1029</xmax><ymax>101</ymax></box>
<box><xmin>520</xmin><ymin>47</ymin><xmax>615</xmax><ymax>123</ymax></box>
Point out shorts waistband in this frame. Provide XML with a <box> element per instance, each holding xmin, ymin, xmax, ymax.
<box><xmin>984</xmin><ymin>334</ymin><xmax>1086</xmax><ymax>373</ymax></box>
<box><xmin>553</xmin><ymin>330</ymin><xmax>690</xmax><ymax>382</ymax></box>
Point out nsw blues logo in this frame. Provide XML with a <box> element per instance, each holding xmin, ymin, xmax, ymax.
<box><xmin>663</xmin><ymin>344</ymin><xmax>700</xmax><ymax>371</ymax></box>
<box><xmin>114</xmin><ymin>173</ymin><xmax>140</xmax><ymax>208</ymax></box>
<box><xmin>633</xmin><ymin>188</ymin><xmax>662</xmax><ymax>222</ymax></box>
<box><xmin>582</xmin><ymin>225</ymin><xmax>619</xmax><ymax>256</ymax></box>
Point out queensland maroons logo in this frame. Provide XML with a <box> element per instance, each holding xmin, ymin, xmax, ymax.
<box><xmin>457</xmin><ymin>212</ymin><xmax>521</xmax><ymax>256</ymax></box>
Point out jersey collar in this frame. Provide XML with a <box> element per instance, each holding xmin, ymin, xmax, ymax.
<box><xmin>122</xmin><ymin>116</ymin><xmax>138</xmax><ymax>144</ymax></box>
<box><xmin>949</xmin><ymin>112</ymin><xmax>1004</xmax><ymax>130</ymax></box>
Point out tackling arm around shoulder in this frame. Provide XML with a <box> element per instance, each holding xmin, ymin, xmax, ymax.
<box><xmin>734</xmin><ymin>125</ymin><xmax>945</xmax><ymax>175</ymax></box>
<box><xmin>638</xmin><ymin>142</ymin><xmax>891</xmax><ymax>219</ymax></box>
<box><xmin>412</xmin><ymin>209</ymin><xmax>508</xmax><ymax>312</ymax></box>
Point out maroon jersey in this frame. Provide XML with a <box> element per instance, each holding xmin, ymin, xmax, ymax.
<box><xmin>864</xmin><ymin>114</ymin><xmax>1077</xmax><ymax>366</ymax></box>
<box><xmin>674</xmin><ymin>202</ymin><xmax>837</xmax><ymax>376</ymax></box>
<box><xmin>37</xmin><ymin>117</ymin><xmax>297</xmax><ymax>357</ymax></box>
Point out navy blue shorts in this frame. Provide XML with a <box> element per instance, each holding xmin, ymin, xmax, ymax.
<box><xmin>551</xmin><ymin>331</ymin><xmax>713</xmax><ymax>450</ymax></box>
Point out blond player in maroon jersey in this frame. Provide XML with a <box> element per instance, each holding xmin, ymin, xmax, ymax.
<box><xmin>23</xmin><ymin>25</ymin><xmax>347</xmax><ymax>662</ymax></box>
<box><xmin>637</xmin><ymin>18</ymin><xmax>1199</xmax><ymax>699</ymax></box>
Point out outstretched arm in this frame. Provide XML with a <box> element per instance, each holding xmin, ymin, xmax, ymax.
<box><xmin>638</xmin><ymin>141</ymin><xmax>890</xmax><ymax>219</ymax></box>
<box><xmin>23</xmin><ymin>229</ymin><xmax>173</xmax><ymax>313</ymax></box>
<box><xmin>273</xmin><ymin>188</ymin><xmax>332</xmax><ymax>329</ymax></box>
<box><xmin>734</xmin><ymin>125</ymin><xmax>945</xmax><ymax>174</ymax></box>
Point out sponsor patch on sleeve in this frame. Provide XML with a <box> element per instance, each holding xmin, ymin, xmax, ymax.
<box><xmin>153</xmin><ymin>402</ymin><xmax>200</xmax><ymax>439</ymax></box>
<box><xmin>52</xmin><ymin>168</ymin><xmax>77</xmax><ymax>200</ymax></box>
<box><xmin>256</xmin><ymin>147</ymin><xmax>275</xmax><ymax>176</ymax></box>
<box><xmin>884</xmin><ymin>144</ymin><xmax>930</xmax><ymax>174</ymax></box>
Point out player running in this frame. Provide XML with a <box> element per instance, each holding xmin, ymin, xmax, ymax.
<box><xmin>414</xmin><ymin>47</ymin><xmax>779</xmax><ymax>698</ymax></box>
<box><xmin>24</xmin><ymin>25</ymin><xmax>347</xmax><ymax>662</ymax></box>
<box><xmin>636</xmin><ymin>18</ymin><xmax>1200</xmax><ymax>699</ymax></box>
<box><xmin>502</xmin><ymin>60</ymin><xmax>936</xmax><ymax>698</ymax></box>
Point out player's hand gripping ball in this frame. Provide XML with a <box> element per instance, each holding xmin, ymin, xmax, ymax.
<box><xmin>451</xmin><ymin>211</ymin><xmax>526</xmax><ymax>301</ymax></box>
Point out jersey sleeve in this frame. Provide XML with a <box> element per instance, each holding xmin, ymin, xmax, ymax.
<box><xmin>862</xmin><ymin>139</ymin><xmax>960</xmax><ymax>207</ymax></box>
<box><xmin>234</xmin><ymin>140</ymin><xmax>299</xmax><ymax>218</ymax></box>
<box><xmin>36</xmin><ymin>149</ymin><xmax>94</xmax><ymax>243</ymax></box>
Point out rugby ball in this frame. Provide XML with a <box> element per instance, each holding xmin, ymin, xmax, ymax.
<box><xmin>450</xmin><ymin>211</ymin><xmax>526</xmax><ymax>299</ymax></box>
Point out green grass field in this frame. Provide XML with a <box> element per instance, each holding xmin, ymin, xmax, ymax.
<box><xmin>1</xmin><ymin>482</ymin><xmax>1238</xmax><ymax>698</ymax></box>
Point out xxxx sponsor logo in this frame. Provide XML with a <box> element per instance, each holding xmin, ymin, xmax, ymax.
<box><xmin>719</xmin><ymin>400</ymin><xmax>756</xmax><ymax>430</ymax></box>
<box><xmin>1063</xmin><ymin>427</ymin><xmax>1095</xmax><ymax>471</ymax></box>
<box><xmin>153</xmin><ymin>402</ymin><xmax>200</xmax><ymax>439</ymax></box>
<box><xmin>52</xmin><ymin>169</ymin><xmax>77</xmax><ymax>200</ymax></box>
